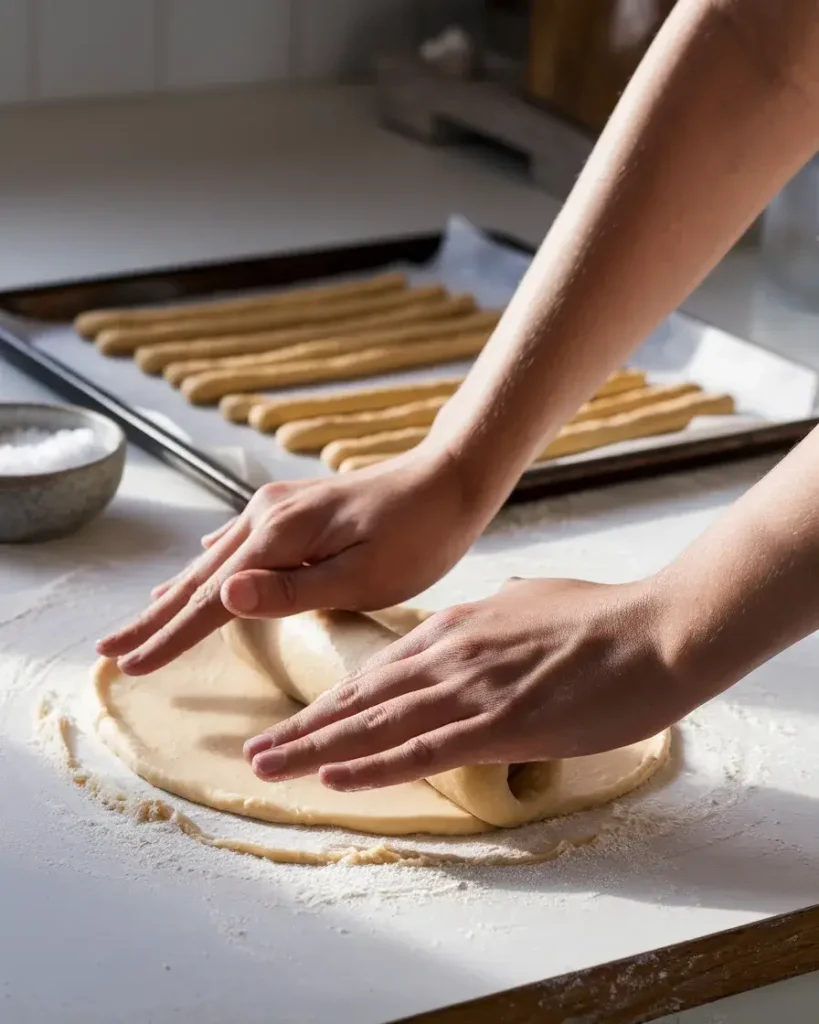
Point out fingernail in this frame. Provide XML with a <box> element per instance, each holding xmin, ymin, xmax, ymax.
<box><xmin>226</xmin><ymin>576</ymin><xmax>258</xmax><ymax>613</ymax></box>
<box><xmin>243</xmin><ymin>734</ymin><xmax>274</xmax><ymax>760</ymax></box>
<box><xmin>253</xmin><ymin>750</ymin><xmax>285</xmax><ymax>778</ymax></box>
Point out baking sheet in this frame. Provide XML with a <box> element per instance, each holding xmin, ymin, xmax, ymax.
<box><xmin>7</xmin><ymin>216</ymin><xmax>818</xmax><ymax>485</ymax></box>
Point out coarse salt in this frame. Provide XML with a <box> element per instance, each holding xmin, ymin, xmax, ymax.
<box><xmin>0</xmin><ymin>427</ymin><xmax>108</xmax><ymax>476</ymax></box>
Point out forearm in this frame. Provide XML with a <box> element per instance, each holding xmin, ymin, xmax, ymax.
<box><xmin>427</xmin><ymin>0</ymin><xmax>819</xmax><ymax>510</ymax></box>
<box><xmin>658</xmin><ymin>427</ymin><xmax>819</xmax><ymax>705</ymax></box>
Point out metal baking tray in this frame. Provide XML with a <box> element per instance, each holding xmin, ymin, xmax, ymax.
<box><xmin>0</xmin><ymin>227</ymin><xmax>815</xmax><ymax>509</ymax></box>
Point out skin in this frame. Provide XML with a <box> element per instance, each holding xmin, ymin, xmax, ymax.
<box><xmin>98</xmin><ymin>0</ymin><xmax>819</xmax><ymax>792</ymax></box>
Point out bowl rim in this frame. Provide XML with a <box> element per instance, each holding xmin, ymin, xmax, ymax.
<box><xmin>0</xmin><ymin>402</ymin><xmax>127</xmax><ymax>484</ymax></box>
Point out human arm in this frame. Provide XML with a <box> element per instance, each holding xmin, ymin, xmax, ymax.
<box><xmin>98</xmin><ymin>0</ymin><xmax>819</xmax><ymax>677</ymax></box>
<box><xmin>245</xmin><ymin>425</ymin><xmax>819</xmax><ymax>788</ymax></box>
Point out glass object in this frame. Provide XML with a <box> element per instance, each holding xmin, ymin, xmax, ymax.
<box><xmin>762</xmin><ymin>154</ymin><xmax>819</xmax><ymax>312</ymax></box>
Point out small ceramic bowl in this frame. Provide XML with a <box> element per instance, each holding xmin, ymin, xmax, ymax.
<box><xmin>0</xmin><ymin>403</ymin><xmax>126</xmax><ymax>543</ymax></box>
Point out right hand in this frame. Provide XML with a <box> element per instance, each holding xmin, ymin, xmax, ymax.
<box><xmin>96</xmin><ymin>446</ymin><xmax>487</xmax><ymax>676</ymax></box>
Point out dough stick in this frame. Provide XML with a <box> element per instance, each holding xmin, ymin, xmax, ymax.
<box><xmin>277</xmin><ymin>396</ymin><xmax>448</xmax><ymax>452</ymax></box>
<box><xmin>74</xmin><ymin>271</ymin><xmax>407</xmax><ymax>339</ymax></box>
<box><xmin>157</xmin><ymin>298</ymin><xmax>484</xmax><ymax>381</ymax></box>
<box><xmin>322</xmin><ymin>428</ymin><xmax>430</xmax><ymax>470</ymax></box>
<box><xmin>338</xmin><ymin>454</ymin><xmax>398</xmax><ymax>473</ymax></box>
<box><xmin>97</xmin><ymin>284</ymin><xmax>448</xmax><ymax>355</ymax></box>
<box><xmin>595</xmin><ymin>369</ymin><xmax>646</xmax><ymax>397</ymax></box>
<box><xmin>539</xmin><ymin>391</ymin><xmax>735</xmax><ymax>460</ymax></box>
<box><xmin>248</xmin><ymin>377</ymin><xmax>464</xmax><ymax>432</ymax></box>
<box><xmin>334</xmin><ymin>390</ymin><xmax>735</xmax><ymax>472</ymax></box>
<box><xmin>220</xmin><ymin>394</ymin><xmax>266</xmax><ymax>424</ymax></box>
<box><xmin>573</xmin><ymin>381</ymin><xmax>700</xmax><ymax>423</ymax></box>
<box><xmin>166</xmin><ymin>314</ymin><xmax>491</xmax><ymax>388</ymax></box>
<box><xmin>182</xmin><ymin>332</ymin><xmax>489</xmax><ymax>405</ymax></box>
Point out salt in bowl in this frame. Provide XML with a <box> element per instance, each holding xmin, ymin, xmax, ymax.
<box><xmin>0</xmin><ymin>403</ymin><xmax>126</xmax><ymax>542</ymax></box>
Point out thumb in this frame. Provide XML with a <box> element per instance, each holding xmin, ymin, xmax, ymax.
<box><xmin>220</xmin><ymin>556</ymin><xmax>361</xmax><ymax>619</ymax></box>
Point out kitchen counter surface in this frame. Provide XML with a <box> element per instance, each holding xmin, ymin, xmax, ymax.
<box><xmin>2</xmin><ymin>83</ymin><xmax>819</xmax><ymax>1024</ymax></box>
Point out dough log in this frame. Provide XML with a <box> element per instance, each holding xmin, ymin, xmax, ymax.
<box><xmin>97</xmin><ymin>284</ymin><xmax>447</xmax><ymax>356</ymax></box>
<box><xmin>332</xmin><ymin>389</ymin><xmax>735</xmax><ymax>471</ymax></box>
<box><xmin>141</xmin><ymin>294</ymin><xmax>479</xmax><ymax>377</ymax></box>
<box><xmin>222</xmin><ymin>610</ymin><xmax>671</xmax><ymax>829</ymax></box>
<box><xmin>156</xmin><ymin>302</ymin><xmax>489</xmax><ymax>382</ymax></box>
<box><xmin>182</xmin><ymin>332</ymin><xmax>488</xmax><ymax>405</ymax></box>
<box><xmin>220</xmin><ymin>394</ymin><xmax>267</xmax><ymax>423</ymax></box>
<box><xmin>248</xmin><ymin>377</ymin><xmax>464</xmax><ymax>432</ymax></box>
<box><xmin>75</xmin><ymin>270</ymin><xmax>407</xmax><ymax>339</ymax></box>
<box><xmin>276</xmin><ymin>396</ymin><xmax>448</xmax><ymax>452</ymax></box>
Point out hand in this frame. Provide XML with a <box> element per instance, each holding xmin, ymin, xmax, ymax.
<box><xmin>96</xmin><ymin>447</ymin><xmax>487</xmax><ymax>676</ymax></box>
<box><xmin>243</xmin><ymin>575</ymin><xmax>697</xmax><ymax>792</ymax></box>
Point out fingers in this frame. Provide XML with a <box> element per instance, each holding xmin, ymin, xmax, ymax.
<box><xmin>250</xmin><ymin>683</ymin><xmax>454</xmax><ymax>783</ymax></box>
<box><xmin>221</xmin><ymin>545</ymin><xmax>374</xmax><ymax>620</ymax></box>
<box><xmin>201</xmin><ymin>517</ymin><xmax>237</xmax><ymax>549</ymax></box>
<box><xmin>244</xmin><ymin>651</ymin><xmax>428</xmax><ymax>762</ymax></box>
<box><xmin>321</xmin><ymin>721</ymin><xmax>483</xmax><ymax>790</ymax></box>
<box><xmin>96</xmin><ymin>517</ymin><xmax>249</xmax><ymax>663</ymax></box>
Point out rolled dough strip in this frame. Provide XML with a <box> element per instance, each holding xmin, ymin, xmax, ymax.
<box><xmin>321</xmin><ymin>427</ymin><xmax>429</xmax><ymax>469</ymax></box>
<box><xmin>182</xmin><ymin>333</ymin><xmax>488</xmax><ymax>405</ymax></box>
<box><xmin>277</xmin><ymin>396</ymin><xmax>448</xmax><ymax>452</ymax></box>
<box><xmin>221</xmin><ymin>610</ymin><xmax>670</xmax><ymax>828</ymax></box>
<box><xmin>220</xmin><ymin>393</ymin><xmax>266</xmax><ymax>423</ymax></box>
<box><xmin>97</xmin><ymin>285</ymin><xmax>448</xmax><ymax>355</ymax></box>
<box><xmin>596</xmin><ymin>369</ymin><xmax>646</xmax><ymax>397</ymax></box>
<box><xmin>539</xmin><ymin>391</ymin><xmax>735</xmax><ymax>460</ymax></box>
<box><xmin>248</xmin><ymin>377</ymin><xmax>464</xmax><ymax>433</ymax></box>
<box><xmin>337</xmin><ymin>454</ymin><xmax>399</xmax><ymax>473</ymax></box>
<box><xmin>158</xmin><ymin>301</ymin><xmax>487</xmax><ymax>383</ymax></box>
<box><xmin>573</xmin><ymin>382</ymin><xmax>701</xmax><ymax>423</ymax></box>
<box><xmin>144</xmin><ymin>295</ymin><xmax>480</xmax><ymax>377</ymax></box>
<box><xmin>331</xmin><ymin>390</ymin><xmax>735</xmax><ymax>471</ymax></box>
<box><xmin>75</xmin><ymin>271</ymin><xmax>407</xmax><ymax>339</ymax></box>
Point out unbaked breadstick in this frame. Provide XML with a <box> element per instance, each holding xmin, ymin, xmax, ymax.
<box><xmin>277</xmin><ymin>396</ymin><xmax>448</xmax><ymax>452</ymax></box>
<box><xmin>156</xmin><ymin>297</ymin><xmax>483</xmax><ymax>381</ymax></box>
<box><xmin>338</xmin><ymin>454</ymin><xmax>396</xmax><ymax>473</ymax></box>
<box><xmin>573</xmin><ymin>381</ymin><xmax>700</xmax><ymax>423</ymax></box>
<box><xmin>75</xmin><ymin>271</ymin><xmax>407</xmax><ymax>339</ymax></box>
<box><xmin>182</xmin><ymin>332</ymin><xmax>489</xmax><ymax>405</ymax></box>
<box><xmin>220</xmin><ymin>393</ymin><xmax>266</xmax><ymax>424</ymax></box>
<box><xmin>332</xmin><ymin>391</ymin><xmax>735</xmax><ymax>471</ymax></box>
<box><xmin>595</xmin><ymin>369</ymin><xmax>646</xmax><ymax>397</ymax></box>
<box><xmin>322</xmin><ymin>428</ymin><xmax>429</xmax><ymax>470</ymax></box>
<box><xmin>538</xmin><ymin>391</ymin><xmax>735</xmax><ymax>460</ymax></box>
<box><xmin>97</xmin><ymin>284</ymin><xmax>447</xmax><ymax>355</ymax></box>
<box><xmin>248</xmin><ymin>378</ymin><xmax>464</xmax><ymax>432</ymax></box>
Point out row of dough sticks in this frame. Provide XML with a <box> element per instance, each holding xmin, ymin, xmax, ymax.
<box><xmin>74</xmin><ymin>271</ymin><xmax>735</xmax><ymax>473</ymax></box>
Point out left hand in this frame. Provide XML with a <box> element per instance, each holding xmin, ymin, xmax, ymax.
<box><xmin>243</xmin><ymin>575</ymin><xmax>696</xmax><ymax>792</ymax></box>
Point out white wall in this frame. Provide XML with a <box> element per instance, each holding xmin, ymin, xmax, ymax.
<box><xmin>0</xmin><ymin>0</ymin><xmax>477</xmax><ymax>105</ymax></box>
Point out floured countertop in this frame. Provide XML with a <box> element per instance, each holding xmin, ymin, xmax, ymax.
<box><xmin>2</xmin><ymin>358</ymin><xmax>819</xmax><ymax>1024</ymax></box>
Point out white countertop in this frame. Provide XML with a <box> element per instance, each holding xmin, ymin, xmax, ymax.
<box><xmin>3</xmin><ymin>83</ymin><xmax>819</xmax><ymax>1024</ymax></box>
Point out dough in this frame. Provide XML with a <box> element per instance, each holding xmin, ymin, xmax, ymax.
<box><xmin>539</xmin><ymin>391</ymin><xmax>735</xmax><ymax>461</ymax></box>
<box><xmin>276</xmin><ymin>397</ymin><xmax>446</xmax><ymax>453</ymax></box>
<box><xmin>97</xmin><ymin>284</ymin><xmax>447</xmax><ymax>356</ymax></box>
<box><xmin>219</xmin><ymin>393</ymin><xmax>266</xmax><ymax>423</ymax></box>
<box><xmin>330</xmin><ymin>390</ymin><xmax>735</xmax><ymax>472</ymax></box>
<box><xmin>248</xmin><ymin>377</ymin><xmax>464</xmax><ymax>433</ymax></box>
<box><xmin>181</xmin><ymin>330</ymin><xmax>492</xmax><ymax>405</ymax></box>
<box><xmin>137</xmin><ymin>294</ymin><xmax>475</xmax><ymax>376</ymax></box>
<box><xmin>322</xmin><ymin>427</ymin><xmax>428</xmax><ymax>469</ymax></box>
<box><xmin>95</xmin><ymin>608</ymin><xmax>670</xmax><ymax>836</ymax></box>
<box><xmin>158</xmin><ymin>299</ymin><xmax>477</xmax><ymax>384</ymax></box>
<box><xmin>75</xmin><ymin>270</ymin><xmax>407</xmax><ymax>339</ymax></box>
<box><xmin>571</xmin><ymin>382</ymin><xmax>700</xmax><ymax>423</ymax></box>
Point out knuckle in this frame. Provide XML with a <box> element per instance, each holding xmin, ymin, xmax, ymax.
<box><xmin>360</xmin><ymin>703</ymin><xmax>391</xmax><ymax>733</ymax></box>
<box><xmin>333</xmin><ymin>681</ymin><xmax>362</xmax><ymax>713</ymax></box>
<box><xmin>432</xmin><ymin>603</ymin><xmax>473</xmax><ymax>635</ymax></box>
<box><xmin>404</xmin><ymin>734</ymin><xmax>436</xmax><ymax>770</ymax></box>
<box><xmin>275</xmin><ymin>570</ymin><xmax>298</xmax><ymax>609</ymax></box>
<box><xmin>190</xmin><ymin>578</ymin><xmax>219</xmax><ymax>610</ymax></box>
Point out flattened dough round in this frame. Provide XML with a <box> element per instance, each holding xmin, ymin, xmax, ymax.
<box><xmin>94</xmin><ymin>608</ymin><xmax>669</xmax><ymax>836</ymax></box>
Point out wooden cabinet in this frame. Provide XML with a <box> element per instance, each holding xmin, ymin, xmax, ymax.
<box><xmin>526</xmin><ymin>0</ymin><xmax>676</xmax><ymax>130</ymax></box>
